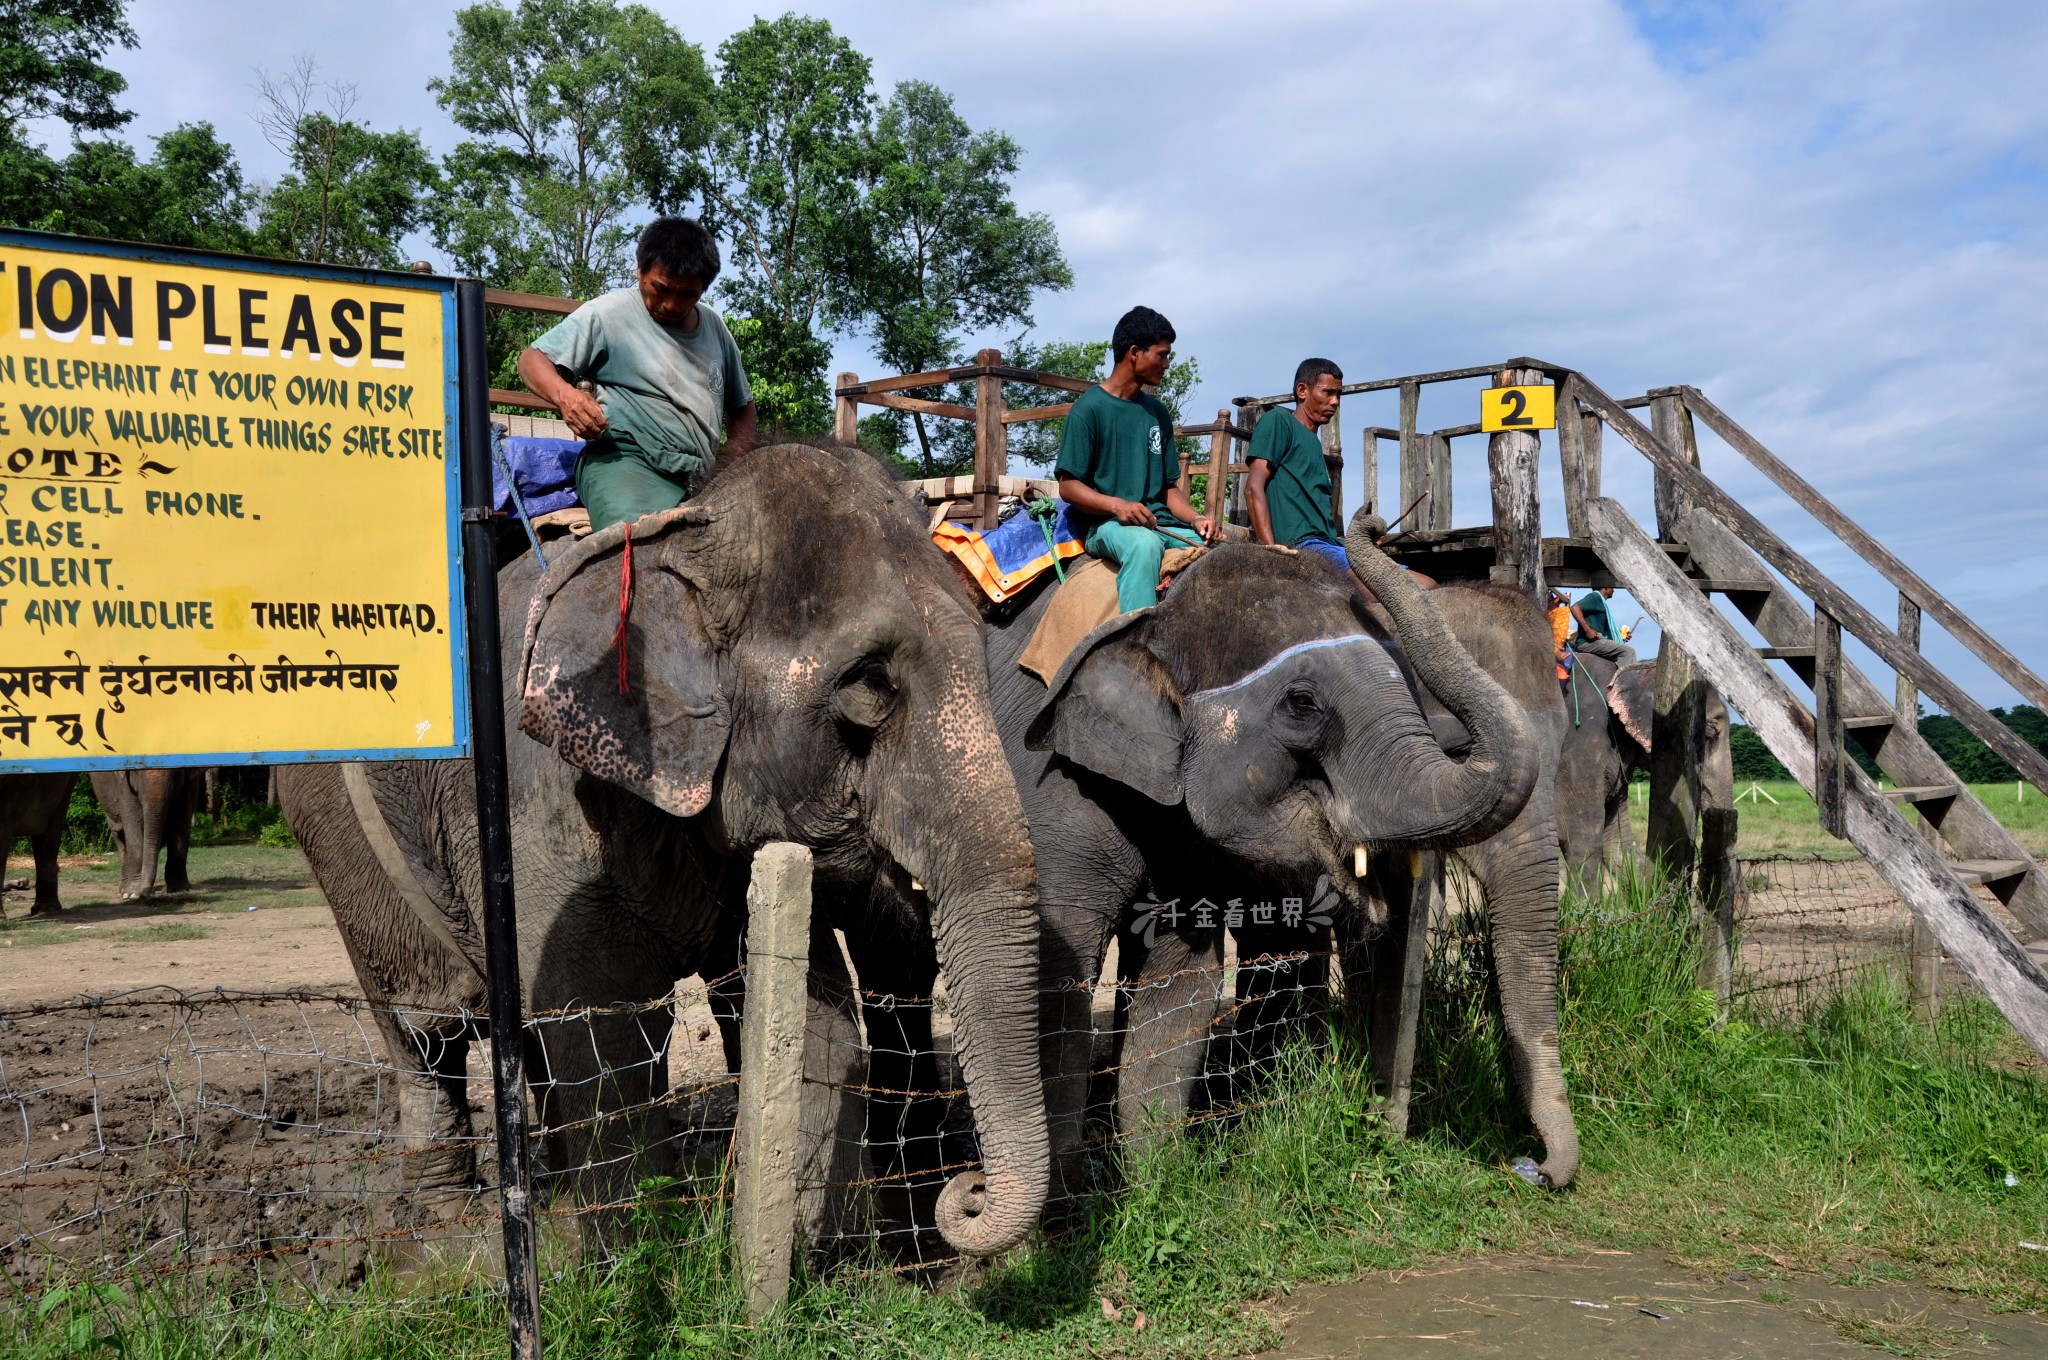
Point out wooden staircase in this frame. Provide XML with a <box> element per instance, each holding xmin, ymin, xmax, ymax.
<box><xmin>1569</xmin><ymin>378</ymin><xmax>2048</xmax><ymax>1055</ymax></box>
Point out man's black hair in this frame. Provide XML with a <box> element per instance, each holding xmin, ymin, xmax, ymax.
<box><xmin>1294</xmin><ymin>357</ymin><xmax>1343</xmax><ymax>393</ymax></box>
<box><xmin>1110</xmin><ymin>306</ymin><xmax>1176</xmax><ymax>364</ymax></box>
<box><xmin>637</xmin><ymin>217</ymin><xmax>721</xmax><ymax>283</ymax></box>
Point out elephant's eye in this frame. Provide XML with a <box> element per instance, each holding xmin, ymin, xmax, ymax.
<box><xmin>1281</xmin><ymin>684</ymin><xmax>1322</xmax><ymax>720</ymax></box>
<box><xmin>832</xmin><ymin>655</ymin><xmax>898</xmax><ymax>731</ymax></box>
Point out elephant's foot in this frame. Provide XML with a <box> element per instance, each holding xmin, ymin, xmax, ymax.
<box><xmin>28</xmin><ymin>899</ymin><xmax>62</xmax><ymax>917</ymax></box>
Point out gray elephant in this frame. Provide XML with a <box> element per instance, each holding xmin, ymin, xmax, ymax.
<box><xmin>278</xmin><ymin>442</ymin><xmax>1047</xmax><ymax>1260</ymax></box>
<box><xmin>89</xmin><ymin>769</ymin><xmax>204</xmax><ymax>900</ymax></box>
<box><xmin>848</xmin><ymin>515</ymin><xmax>1537</xmax><ymax>1209</ymax></box>
<box><xmin>1553</xmin><ymin>656</ymin><xmax>1731</xmax><ymax>890</ymax></box>
<box><xmin>1</xmin><ymin>773</ymin><xmax>76</xmax><ymax>916</ymax></box>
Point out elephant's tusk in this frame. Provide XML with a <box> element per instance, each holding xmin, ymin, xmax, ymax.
<box><xmin>910</xmin><ymin>877</ymin><xmax>924</xmax><ymax>893</ymax></box>
<box><xmin>1408</xmin><ymin>850</ymin><xmax>1423</xmax><ymax>878</ymax></box>
<box><xmin>1352</xmin><ymin>843</ymin><xmax>1370</xmax><ymax>878</ymax></box>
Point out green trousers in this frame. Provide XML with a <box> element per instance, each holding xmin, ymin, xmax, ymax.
<box><xmin>575</xmin><ymin>436</ymin><xmax>695</xmax><ymax>530</ymax></box>
<box><xmin>1084</xmin><ymin>519</ymin><xmax>1195</xmax><ymax>613</ymax></box>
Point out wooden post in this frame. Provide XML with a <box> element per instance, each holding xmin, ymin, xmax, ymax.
<box><xmin>1899</xmin><ymin>594</ymin><xmax>1941</xmax><ymax>1020</ymax></box>
<box><xmin>1430</xmin><ymin>434</ymin><xmax>1454</xmax><ymax>531</ymax></box>
<box><xmin>1646</xmin><ymin>387</ymin><xmax>1706</xmax><ymax>878</ymax></box>
<box><xmin>1320</xmin><ymin>398</ymin><xmax>1344</xmax><ymax>527</ymax></box>
<box><xmin>1198</xmin><ymin>407</ymin><xmax>1232</xmax><ymax>513</ymax></box>
<box><xmin>1649</xmin><ymin>387</ymin><xmax>1698</xmax><ymax>539</ymax></box>
<box><xmin>834</xmin><ymin>371</ymin><xmax>859</xmax><ymax>446</ymax></box>
<box><xmin>1398</xmin><ymin>381</ymin><xmax>1422</xmax><ymax>527</ymax></box>
<box><xmin>973</xmin><ymin>347</ymin><xmax>1006</xmax><ymax>529</ymax></box>
<box><xmin>1360</xmin><ymin>431</ymin><xmax>1381</xmax><ymax>517</ymax></box>
<box><xmin>1814</xmin><ymin>605</ymin><xmax>1847</xmax><ymax>839</ymax></box>
<box><xmin>1698</xmin><ymin>805</ymin><xmax>1738</xmax><ymax>1015</ymax></box>
<box><xmin>1488</xmin><ymin>366</ymin><xmax>1544</xmax><ymax>596</ymax></box>
<box><xmin>1582</xmin><ymin>405</ymin><xmax>1603</xmax><ymax>501</ymax></box>
<box><xmin>1372</xmin><ymin>851</ymin><xmax>1439</xmax><ymax>1138</ymax></box>
<box><xmin>1556</xmin><ymin>373</ymin><xmax>1589</xmax><ymax>540</ymax></box>
<box><xmin>734</xmin><ymin>843</ymin><xmax>813</xmax><ymax>1322</ymax></box>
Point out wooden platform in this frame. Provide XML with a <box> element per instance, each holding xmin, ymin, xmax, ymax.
<box><xmin>1380</xmin><ymin>528</ymin><xmax>1689</xmax><ymax>587</ymax></box>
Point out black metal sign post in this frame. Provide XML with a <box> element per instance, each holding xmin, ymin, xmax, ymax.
<box><xmin>456</xmin><ymin>278</ymin><xmax>544</xmax><ymax>1360</ymax></box>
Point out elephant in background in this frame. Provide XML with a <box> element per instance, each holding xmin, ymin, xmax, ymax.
<box><xmin>279</xmin><ymin>441</ymin><xmax>1049</xmax><ymax>1260</ymax></box>
<box><xmin>1</xmin><ymin>774</ymin><xmax>76</xmax><ymax>916</ymax></box>
<box><xmin>90</xmin><ymin>769</ymin><xmax>204</xmax><ymax>900</ymax></box>
<box><xmin>1553</xmin><ymin>655</ymin><xmax>1731</xmax><ymax>890</ymax></box>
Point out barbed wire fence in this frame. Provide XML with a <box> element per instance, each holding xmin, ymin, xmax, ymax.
<box><xmin>0</xmin><ymin>848</ymin><xmax>2009</xmax><ymax>1315</ymax></box>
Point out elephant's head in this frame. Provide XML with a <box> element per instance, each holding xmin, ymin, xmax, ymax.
<box><xmin>516</xmin><ymin>442</ymin><xmax>1045</xmax><ymax>1257</ymax></box>
<box><xmin>1607</xmin><ymin>659</ymin><xmax>1732</xmax><ymax>790</ymax></box>
<box><xmin>1028</xmin><ymin>520</ymin><xmax>1538</xmax><ymax>920</ymax></box>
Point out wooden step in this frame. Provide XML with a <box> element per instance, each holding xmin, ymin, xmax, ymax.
<box><xmin>1688</xmin><ymin>578</ymin><xmax>1775</xmax><ymax>595</ymax></box>
<box><xmin>1757</xmin><ymin>646</ymin><xmax>1815</xmax><ymax>661</ymax></box>
<box><xmin>1952</xmin><ymin>859</ymin><xmax>2030</xmax><ymax>885</ymax></box>
<box><xmin>1881</xmin><ymin>784</ymin><xmax>1958</xmax><ymax>806</ymax></box>
<box><xmin>1842</xmin><ymin>714</ymin><xmax>1895</xmax><ymax>730</ymax></box>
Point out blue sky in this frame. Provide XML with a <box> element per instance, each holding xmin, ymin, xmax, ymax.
<box><xmin>43</xmin><ymin>0</ymin><xmax>2048</xmax><ymax>712</ymax></box>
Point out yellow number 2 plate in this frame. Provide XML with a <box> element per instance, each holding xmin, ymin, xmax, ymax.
<box><xmin>1480</xmin><ymin>384</ymin><xmax>1557</xmax><ymax>432</ymax></box>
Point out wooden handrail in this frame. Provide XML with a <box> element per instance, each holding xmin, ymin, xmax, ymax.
<box><xmin>1679</xmin><ymin>384</ymin><xmax>2048</xmax><ymax>714</ymax></box>
<box><xmin>489</xmin><ymin>388</ymin><xmax>557</xmax><ymax>411</ymax></box>
<box><xmin>1232</xmin><ymin>356</ymin><xmax>1564</xmax><ymax>408</ymax></box>
<box><xmin>484</xmin><ymin>287</ymin><xmax>580</xmax><ymax>316</ymax></box>
<box><xmin>837</xmin><ymin>365</ymin><xmax>1092</xmax><ymax>398</ymax></box>
<box><xmin>1574</xmin><ymin>373</ymin><xmax>2048</xmax><ymax>792</ymax></box>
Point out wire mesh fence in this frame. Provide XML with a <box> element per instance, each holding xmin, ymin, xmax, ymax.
<box><xmin>0</xmin><ymin>849</ymin><xmax>2014</xmax><ymax>1308</ymax></box>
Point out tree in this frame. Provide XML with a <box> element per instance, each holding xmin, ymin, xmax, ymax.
<box><xmin>252</xmin><ymin>59</ymin><xmax>438</xmax><ymax>268</ymax></box>
<box><xmin>675</xmin><ymin>14</ymin><xmax>874</xmax><ymax>434</ymax></box>
<box><xmin>16</xmin><ymin>121</ymin><xmax>250</xmax><ymax>249</ymax></box>
<box><xmin>432</xmin><ymin>0</ymin><xmax>714</xmax><ymax>299</ymax></box>
<box><xmin>853</xmin><ymin>80</ymin><xmax>1070</xmax><ymax>471</ymax></box>
<box><xmin>0</xmin><ymin>0</ymin><xmax>135</xmax><ymax>139</ymax></box>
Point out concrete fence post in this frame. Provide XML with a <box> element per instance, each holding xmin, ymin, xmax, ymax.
<box><xmin>733</xmin><ymin>842</ymin><xmax>813</xmax><ymax>1322</ymax></box>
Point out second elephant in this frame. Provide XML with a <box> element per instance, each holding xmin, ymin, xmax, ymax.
<box><xmin>91</xmin><ymin>768</ymin><xmax>203</xmax><ymax>899</ymax></box>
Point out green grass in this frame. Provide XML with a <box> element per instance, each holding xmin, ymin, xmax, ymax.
<box><xmin>1627</xmin><ymin>779</ymin><xmax>2048</xmax><ymax>859</ymax></box>
<box><xmin>8</xmin><ymin>872</ymin><xmax>2048</xmax><ymax>1358</ymax></box>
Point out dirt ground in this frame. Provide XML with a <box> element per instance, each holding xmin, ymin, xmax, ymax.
<box><xmin>1261</xmin><ymin>1250</ymin><xmax>2048</xmax><ymax>1358</ymax></box>
<box><xmin>0</xmin><ymin>844</ymin><xmax>356</xmax><ymax>1006</ymax></box>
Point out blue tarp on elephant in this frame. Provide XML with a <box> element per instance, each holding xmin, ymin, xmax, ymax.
<box><xmin>491</xmin><ymin>430</ymin><xmax>584</xmax><ymax>517</ymax></box>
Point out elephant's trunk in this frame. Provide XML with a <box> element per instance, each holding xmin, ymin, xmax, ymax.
<box><xmin>1345</xmin><ymin>510</ymin><xmax>1539</xmax><ymax>845</ymax></box>
<box><xmin>877</xmin><ymin>653</ymin><xmax>1048</xmax><ymax>1258</ymax></box>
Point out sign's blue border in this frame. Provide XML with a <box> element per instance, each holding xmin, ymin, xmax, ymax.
<box><xmin>0</xmin><ymin>227</ymin><xmax>473</xmax><ymax>772</ymax></box>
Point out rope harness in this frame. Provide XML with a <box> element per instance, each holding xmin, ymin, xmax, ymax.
<box><xmin>1025</xmin><ymin>496</ymin><xmax>1067</xmax><ymax>583</ymax></box>
<box><xmin>613</xmin><ymin>523</ymin><xmax>634</xmax><ymax>695</ymax></box>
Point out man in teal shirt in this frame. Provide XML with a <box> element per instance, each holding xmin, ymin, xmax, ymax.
<box><xmin>517</xmin><ymin>217</ymin><xmax>757</xmax><ymax>529</ymax></box>
<box><xmin>1572</xmin><ymin>584</ymin><xmax>1637</xmax><ymax>664</ymax></box>
<box><xmin>1055</xmin><ymin>306</ymin><xmax>1220</xmax><ymax>612</ymax></box>
<box><xmin>1247</xmin><ymin>357</ymin><xmax>1344</xmax><ymax>566</ymax></box>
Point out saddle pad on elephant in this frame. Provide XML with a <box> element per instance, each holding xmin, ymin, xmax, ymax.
<box><xmin>1016</xmin><ymin>545</ymin><xmax>1208</xmax><ymax>685</ymax></box>
<box><xmin>492</xmin><ymin>429</ymin><xmax>586</xmax><ymax>518</ymax></box>
<box><xmin>932</xmin><ymin>498</ymin><xmax>1088</xmax><ymax>603</ymax></box>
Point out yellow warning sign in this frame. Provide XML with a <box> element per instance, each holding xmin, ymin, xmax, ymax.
<box><xmin>1480</xmin><ymin>384</ymin><xmax>1556</xmax><ymax>433</ymax></box>
<box><xmin>0</xmin><ymin>230</ymin><xmax>468</xmax><ymax>771</ymax></box>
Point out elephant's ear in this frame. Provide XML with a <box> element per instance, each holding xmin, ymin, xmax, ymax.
<box><xmin>1608</xmin><ymin>661</ymin><xmax>1656</xmax><ymax>753</ymax></box>
<box><xmin>1026</xmin><ymin>608</ymin><xmax>1185</xmax><ymax>806</ymax></box>
<box><xmin>519</xmin><ymin>506</ymin><xmax>730</xmax><ymax>818</ymax></box>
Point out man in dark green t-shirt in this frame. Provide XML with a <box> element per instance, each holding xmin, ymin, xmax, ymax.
<box><xmin>1247</xmin><ymin>357</ymin><xmax>1344</xmax><ymax>567</ymax></box>
<box><xmin>517</xmin><ymin>217</ymin><xmax>757</xmax><ymax>529</ymax></box>
<box><xmin>1054</xmin><ymin>307</ymin><xmax>1220</xmax><ymax>612</ymax></box>
<box><xmin>1571</xmin><ymin>584</ymin><xmax>1637</xmax><ymax>664</ymax></box>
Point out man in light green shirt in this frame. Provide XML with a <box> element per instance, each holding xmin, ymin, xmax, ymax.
<box><xmin>1054</xmin><ymin>306</ymin><xmax>1220</xmax><ymax>612</ymax></box>
<box><xmin>1247</xmin><ymin>357</ymin><xmax>1343</xmax><ymax>564</ymax></box>
<box><xmin>517</xmin><ymin>217</ymin><xmax>757</xmax><ymax>529</ymax></box>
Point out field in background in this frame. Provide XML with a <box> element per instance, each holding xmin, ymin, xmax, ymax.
<box><xmin>1627</xmin><ymin>779</ymin><xmax>2048</xmax><ymax>859</ymax></box>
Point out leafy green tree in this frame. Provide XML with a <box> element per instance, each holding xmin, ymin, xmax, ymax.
<box><xmin>0</xmin><ymin>0</ymin><xmax>136</xmax><ymax>138</ymax></box>
<box><xmin>432</xmin><ymin>0</ymin><xmax>714</xmax><ymax>298</ymax></box>
<box><xmin>15</xmin><ymin>121</ymin><xmax>250</xmax><ymax>249</ymax></box>
<box><xmin>672</xmin><ymin>13</ymin><xmax>873</xmax><ymax>433</ymax></box>
<box><xmin>253</xmin><ymin>59</ymin><xmax>438</xmax><ymax>268</ymax></box>
<box><xmin>852</xmin><ymin>80</ymin><xmax>1069</xmax><ymax>470</ymax></box>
